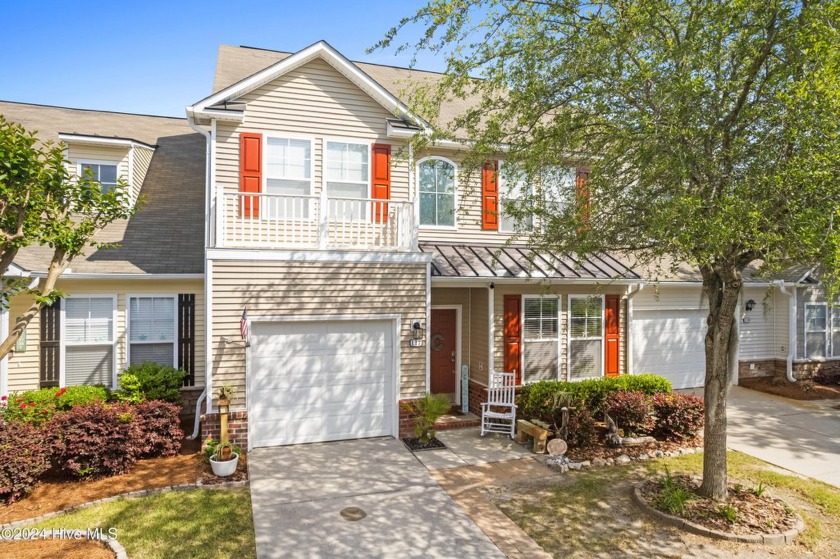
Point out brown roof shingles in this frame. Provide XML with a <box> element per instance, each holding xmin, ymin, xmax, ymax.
<box><xmin>1</xmin><ymin>101</ymin><xmax>205</xmax><ymax>275</ymax></box>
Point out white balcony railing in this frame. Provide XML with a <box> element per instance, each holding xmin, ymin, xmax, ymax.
<box><xmin>220</xmin><ymin>191</ymin><xmax>415</xmax><ymax>251</ymax></box>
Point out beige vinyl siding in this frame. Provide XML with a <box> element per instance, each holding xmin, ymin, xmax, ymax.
<box><xmin>739</xmin><ymin>286</ymin><xmax>783</xmax><ymax>360</ymax></box>
<box><xmin>66</xmin><ymin>144</ymin><xmax>130</xmax><ymax>182</ymax></box>
<box><xmin>131</xmin><ymin>145</ymin><xmax>155</xmax><ymax>201</ymax></box>
<box><xmin>210</xmin><ymin>260</ymin><xmax>427</xmax><ymax>409</ymax></box>
<box><xmin>214</xmin><ymin>59</ymin><xmax>413</xmax><ymax>247</ymax></box>
<box><xmin>4</xmin><ymin>279</ymin><xmax>206</xmax><ymax>393</ymax></box>
<box><xmin>632</xmin><ymin>284</ymin><xmax>708</xmax><ymax>311</ymax></box>
<box><xmin>6</xmin><ymin>294</ymin><xmax>41</xmax><ymax>393</ymax></box>
<box><xmin>469</xmin><ymin>287</ymin><xmax>490</xmax><ymax>385</ymax></box>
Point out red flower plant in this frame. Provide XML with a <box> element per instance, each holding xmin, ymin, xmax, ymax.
<box><xmin>28</xmin><ymin>402</ymin><xmax>35</xmax><ymax>408</ymax></box>
<box><xmin>19</xmin><ymin>404</ymin><xmax>26</xmax><ymax>409</ymax></box>
<box><xmin>0</xmin><ymin>395</ymin><xmax>6</xmax><ymax>401</ymax></box>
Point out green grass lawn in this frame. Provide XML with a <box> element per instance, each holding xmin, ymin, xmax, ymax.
<box><xmin>489</xmin><ymin>451</ymin><xmax>840</xmax><ymax>558</ymax></box>
<box><xmin>33</xmin><ymin>488</ymin><xmax>256</xmax><ymax>559</ymax></box>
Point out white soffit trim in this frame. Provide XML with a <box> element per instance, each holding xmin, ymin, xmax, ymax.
<box><xmin>206</xmin><ymin>248</ymin><xmax>433</xmax><ymax>265</ymax></box>
<box><xmin>3</xmin><ymin>263</ymin><xmax>31</xmax><ymax>277</ymax></box>
<box><xmin>188</xmin><ymin>41</ymin><xmax>430</xmax><ymax>131</ymax></box>
<box><xmin>58</xmin><ymin>133</ymin><xmax>156</xmax><ymax>151</ymax></box>
<box><xmin>33</xmin><ymin>272</ymin><xmax>205</xmax><ymax>280</ymax></box>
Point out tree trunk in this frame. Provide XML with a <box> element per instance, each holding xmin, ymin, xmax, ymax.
<box><xmin>698</xmin><ymin>264</ymin><xmax>742</xmax><ymax>500</ymax></box>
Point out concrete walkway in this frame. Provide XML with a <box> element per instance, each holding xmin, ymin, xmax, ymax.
<box><xmin>726</xmin><ymin>386</ymin><xmax>840</xmax><ymax>487</ymax></box>
<box><xmin>248</xmin><ymin>437</ymin><xmax>504</xmax><ymax>559</ymax></box>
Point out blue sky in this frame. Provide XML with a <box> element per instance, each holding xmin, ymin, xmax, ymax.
<box><xmin>1</xmin><ymin>0</ymin><xmax>436</xmax><ymax>117</ymax></box>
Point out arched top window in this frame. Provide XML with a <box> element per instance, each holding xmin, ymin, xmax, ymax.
<box><xmin>417</xmin><ymin>157</ymin><xmax>456</xmax><ymax>227</ymax></box>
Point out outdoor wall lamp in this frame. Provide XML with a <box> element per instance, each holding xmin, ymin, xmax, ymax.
<box><xmin>410</xmin><ymin>321</ymin><xmax>425</xmax><ymax>347</ymax></box>
<box><xmin>745</xmin><ymin>299</ymin><xmax>757</xmax><ymax>312</ymax></box>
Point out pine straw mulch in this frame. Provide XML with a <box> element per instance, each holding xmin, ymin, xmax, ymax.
<box><xmin>198</xmin><ymin>451</ymin><xmax>249</xmax><ymax>484</ymax></box>
<box><xmin>640</xmin><ymin>474</ymin><xmax>800</xmax><ymax>536</ymax></box>
<box><xmin>566</xmin><ymin>435</ymin><xmax>703</xmax><ymax>462</ymax></box>
<box><xmin>740</xmin><ymin>375</ymin><xmax>840</xmax><ymax>400</ymax></box>
<box><xmin>0</xmin><ymin>538</ymin><xmax>115</xmax><ymax>559</ymax></box>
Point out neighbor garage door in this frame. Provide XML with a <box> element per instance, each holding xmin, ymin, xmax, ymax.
<box><xmin>631</xmin><ymin>309</ymin><xmax>706</xmax><ymax>389</ymax></box>
<box><xmin>249</xmin><ymin>320</ymin><xmax>395</xmax><ymax>448</ymax></box>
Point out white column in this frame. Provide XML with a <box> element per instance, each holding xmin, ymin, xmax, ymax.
<box><xmin>0</xmin><ymin>306</ymin><xmax>9</xmax><ymax>397</ymax></box>
<box><xmin>488</xmin><ymin>283</ymin><xmax>495</xmax><ymax>375</ymax></box>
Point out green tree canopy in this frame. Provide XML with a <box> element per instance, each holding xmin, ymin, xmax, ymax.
<box><xmin>0</xmin><ymin>115</ymin><xmax>135</xmax><ymax>358</ymax></box>
<box><xmin>378</xmin><ymin>0</ymin><xmax>840</xmax><ymax>499</ymax></box>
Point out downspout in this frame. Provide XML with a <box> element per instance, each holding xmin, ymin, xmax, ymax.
<box><xmin>730</xmin><ymin>292</ymin><xmax>741</xmax><ymax>385</ymax></box>
<box><xmin>625</xmin><ymin>282</ymin><xmax>645</xmax><ymax>375</ymax></box>
<box><xmin>776</xmin><ymin>280</ymin><xmax>796</xmax><ymax>382</ymax></box>
<box><xmin>186</xmin><ymin>109</ymin><xmax>212</xmax><ymax>437</ymax></box>
<box><xmin>488</xmin><ymin>282</ymin><xmax>495</xmax><ymax>376</ymax></box>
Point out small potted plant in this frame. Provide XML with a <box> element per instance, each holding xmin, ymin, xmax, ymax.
<box><xmin>206</xmin><ymin>438</ymin><xmax>240</xmax><ymax>477</ymax></box>
<box><xmin>217</xmin><ymin>383</ymin><xmax>237</xmax><ymax>409</ymax></box>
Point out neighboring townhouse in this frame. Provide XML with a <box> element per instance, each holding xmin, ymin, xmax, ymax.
<box><xmin>2</xmin><ymin>41</ymin><xmax>838</xmax><ymax>451</ymax></box>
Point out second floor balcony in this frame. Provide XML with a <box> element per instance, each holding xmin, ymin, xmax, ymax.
<box><xmin>218</xmin><ymin>191</ymin><xmax>416</xmax><ymax>251</ymax></box>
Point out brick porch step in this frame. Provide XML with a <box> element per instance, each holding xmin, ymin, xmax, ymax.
<box><xmin>435</xmin><ymin>412</ymin><xmax>481</xmax><ymax>431</ymax></box>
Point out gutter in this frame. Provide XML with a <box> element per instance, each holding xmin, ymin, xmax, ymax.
<box><xmin>775</xmin><ymin>280</ymin><xmax>797</xmax><ymax>382</ymax></box>
<box><xmin>625</xmin><ymin>282</ymin><xmax>645</xmax><ymax>374</ymax></box>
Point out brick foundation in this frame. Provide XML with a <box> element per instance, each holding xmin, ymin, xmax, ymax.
<box><xmin>468</xmin><ymin>380</ymin><xmax>487</xmax><ymax>416</ymax></box>
<box><xmin>738</xmin><ymin>359</ymin><xmax>786</xmax><ymax>380</ymax></box>
<box><xmin>793</xmin><ymin>360</ymin><xmax>840</xmax><ymax>379</ymax></box>
<box><xmin>178</xmin><ymin>386</ymin><xmax>206</xmax><ymax>436</ymax></box>
<box><xmin>398</xmin><ymin>398</ymin><xmax>421</xmax><ymax>438</ymax></box>
<box><xmin>200</xmin><ymin>411</ymin><xmax>248</xmax><ymax>448</ymax></box>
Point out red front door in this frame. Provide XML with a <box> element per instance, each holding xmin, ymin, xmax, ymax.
<box><xmin>430</xmin><ymin>309</ymin><xmax>457</xmax><ymax>394</ymax></box>
<box><xmin>503</xmin><ymin>295</ymin><xmax>522</xmax><ymax>384</ymax></box>
<box><xmin>604</xmin><ymin>294</ymin><xmax>620</xmax><ymax>377</ymax></box>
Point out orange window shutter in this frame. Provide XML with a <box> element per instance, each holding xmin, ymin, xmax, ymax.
<box><xmin>371</xmin><ymin>143</ymin><xmax>391</xmax><ymax>223</ymax></box>
<box><xmin>239</xmin><ymin>133</ymin><xmax>263</xmax><ymax>218</ymax></box>
<box><xmin>576</xmin><ymin>166</ymin><xmax>591</xmax><ymax>222</ymax></box>
<box><xmin>482</xmin><ymin>160</ymin><xmax>499</xmax><ymax>230</ymax></box>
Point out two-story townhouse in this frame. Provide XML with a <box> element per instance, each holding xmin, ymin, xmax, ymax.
<box><xmin>2</xmin><ymin>41</ymin><xmax>836</xmax><ymax>452</ymax></box>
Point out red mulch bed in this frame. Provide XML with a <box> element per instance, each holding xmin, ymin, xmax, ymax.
<box><xmin>639</xmin><ymin>475</ymin><xmax>799</xmax><ymax>535</ymax></box>
<box><xmin>740</xmin><ymin>375</ymin><xmax>840</xmax><ymax>400</ymax></box>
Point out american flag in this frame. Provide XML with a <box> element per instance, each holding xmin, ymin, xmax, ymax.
<box><xmin>240</xmin><ymin>308</ymin><xmax>249</xmax><ymax>342</ymax></box>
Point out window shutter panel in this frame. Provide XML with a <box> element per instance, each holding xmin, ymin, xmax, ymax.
<box><xmin>575</xmin><ymin>166</ymin><xmax>591</xmax><ymax>222</ymax></box>
<box><xmin>39</xmin><ymin>299</ymin><xmax>61</xmax><ymax>388</ymax></box>
<box><xmin>240</xmin><ymin>133</ymin><xmax>263</xmax><ymax>218</ymax></box>
<box><xmin>482</xmin><ymin>160</ymin><xmax>499</xmax><ymax>230</ymax></box>
<box><xmin>178</xmin><ymin>294</ymin><xmax>196</xmax><ymax>387</ymax></box>
<box><xmin>371</xmin><ymin>143</ymin><xmax>391</xmax><ymax>223</ymax></box>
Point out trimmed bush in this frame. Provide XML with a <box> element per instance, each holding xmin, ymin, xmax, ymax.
<box><xmin>49</xmin><ymin>401</ymin><xmax>143</xmax><ymax>478</ymax></box>
<box><xmin>0</xmin><ymin>422</ymin><xmax>51</xmax><ymax>503</ymax></box>
<box><xmin>566</xmin><ymin>407</ymin><xmax>599</xmax><ymax>448</ymax></box>
<box><xmin>517</xmin><ymin>374</ymin><xmax>673</xmax><ymax>425</ymax></box>
<box><xmin>116</xmin><ymin>363</ymin><xmax>186</xmax><ymax>403</ymax></box>
<box><xmin>1</xmin><ymin>385</ymin><xmax>109</xmax><ymax>426</ymax></box>
<box><xmin>605</xmin><ymin>390</ymin><xmax>655</xmax><ymax>436</ymax></box>
<box><xmin>652</xmin><ymin>393</ymin><xmax>705</xmax><ymax>440</ymax></box>
<box><xmin>133</xmin><ymin>400</ymin><xmax>184</xmax><ymax>458</ymax></box>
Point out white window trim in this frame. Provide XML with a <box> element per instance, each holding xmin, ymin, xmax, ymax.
<box><xmin>77</xmin><ymin>159</ymin><xmax>122</xmax><ymax>192</ymax></box>
<box><xmin>322</xmin><ymin>137</ymin><xmax>372</xmax><ymax>223</ymax></box>
<box><xmin>60</xmin><ymin>294</ymin><xmax>118</xmax><ymax>388</ymax></box>
<box><xmin>416</xmin><ymin>156</ymin><xmax>458</xmax><ymax>230</ymax></box>
<box><xmin>521</xmin><ymin>294</ymin><xmax>561</xmax><ymax>384</ymax></box>
<box><xmin>126</xmin><ymin>294</ymin><xmax>178</xmax><ymax>370</ymax></box>
<box><xmin>804</xmin><ymin>302</ymin><xmax>828</xmax><ymax>360</ymax></box>
<box><xmin>262</xmin><ymin>133</ymin><xmax>316</xmax><ymax>220</ymax></box>
<box><xmin>566</xmin><ymin>294</ymin><xmax>605</xmax><ymax>381</ymax></box>
<box><xmin>831</xmin><ymin>305</ymin><xmax>840</xmax><ymax>359</ymax></box>
<box><xmin>498</xmin><ymin>161</ymin><xmax>534</xmax><ymax>234</ymax></box>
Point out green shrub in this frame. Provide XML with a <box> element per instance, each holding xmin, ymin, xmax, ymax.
<box><xmin>1</xmin><ymin>385</ymin><xmax>109</xmax><ymax>425</ymax></box>
<box><xmin>517</xmin><ymin>374</ymin><xmax>672</xmax><ymax>429</ymax></box>
<box><xmin>566</xmin><ymin>407</ymin><xmax>599</xmax><ymax>448</ymax></box>
<box><xmin>116</xmin><ymin>363</ymin><xmax>186</xmax><ymax>403</ymax></box>
<box><xmin>656</xmin><ymin>468</ymin><xmax>693</xmax><ymax>516</ymax></box>
<box><xmin>402</xmin><ymin>393</ymin><xmax>451</xmax><ymax>443</ymax></box>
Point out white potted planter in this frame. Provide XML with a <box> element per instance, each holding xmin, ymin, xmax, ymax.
<box><xmin>209</xmin><ymin>452</ymin><xmax>239</xmax><ymax>477</ymax></box>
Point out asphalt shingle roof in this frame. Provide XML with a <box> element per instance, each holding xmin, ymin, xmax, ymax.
<box><xmin>1</xmin><ymin>101</ymin><xmax>205</xmax><ymax>275</ymax></box>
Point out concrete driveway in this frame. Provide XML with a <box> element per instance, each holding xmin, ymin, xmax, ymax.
<box><xmin>248</xmin><ymin>437</ymin><xmax>505</xmax><ymax>559</ymax></box>
<box><xmin>726</xmin><ymin>386</ymin><xmax>840</xmax><ymax>487</ymax></box>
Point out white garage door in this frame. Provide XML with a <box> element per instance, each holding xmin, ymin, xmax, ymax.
<box><xmin>631</xmin><ymin>310</ymin><xmax>707</xmax><ymax>389</ymax></box>
<box><xmin>249</xmin><ymin>320</ymin><xmax>395</xmax><ymax>448</ymax></box>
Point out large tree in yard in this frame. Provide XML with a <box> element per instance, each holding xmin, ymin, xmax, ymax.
<box><xmin>378</xmin><ymin>0</ymin><xmax>840</xmax><ymax>499</ymax></box>
<box><xmin>0</xmin><ymin>116</ymin><xmax>134</xmax><ymax>359</ymax></box>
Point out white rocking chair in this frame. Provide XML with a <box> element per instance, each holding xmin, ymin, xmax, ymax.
<box><xmin>480</xmin><ymin>371</ymin><xmax>517</xmax><ymax>438</ymax></box>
